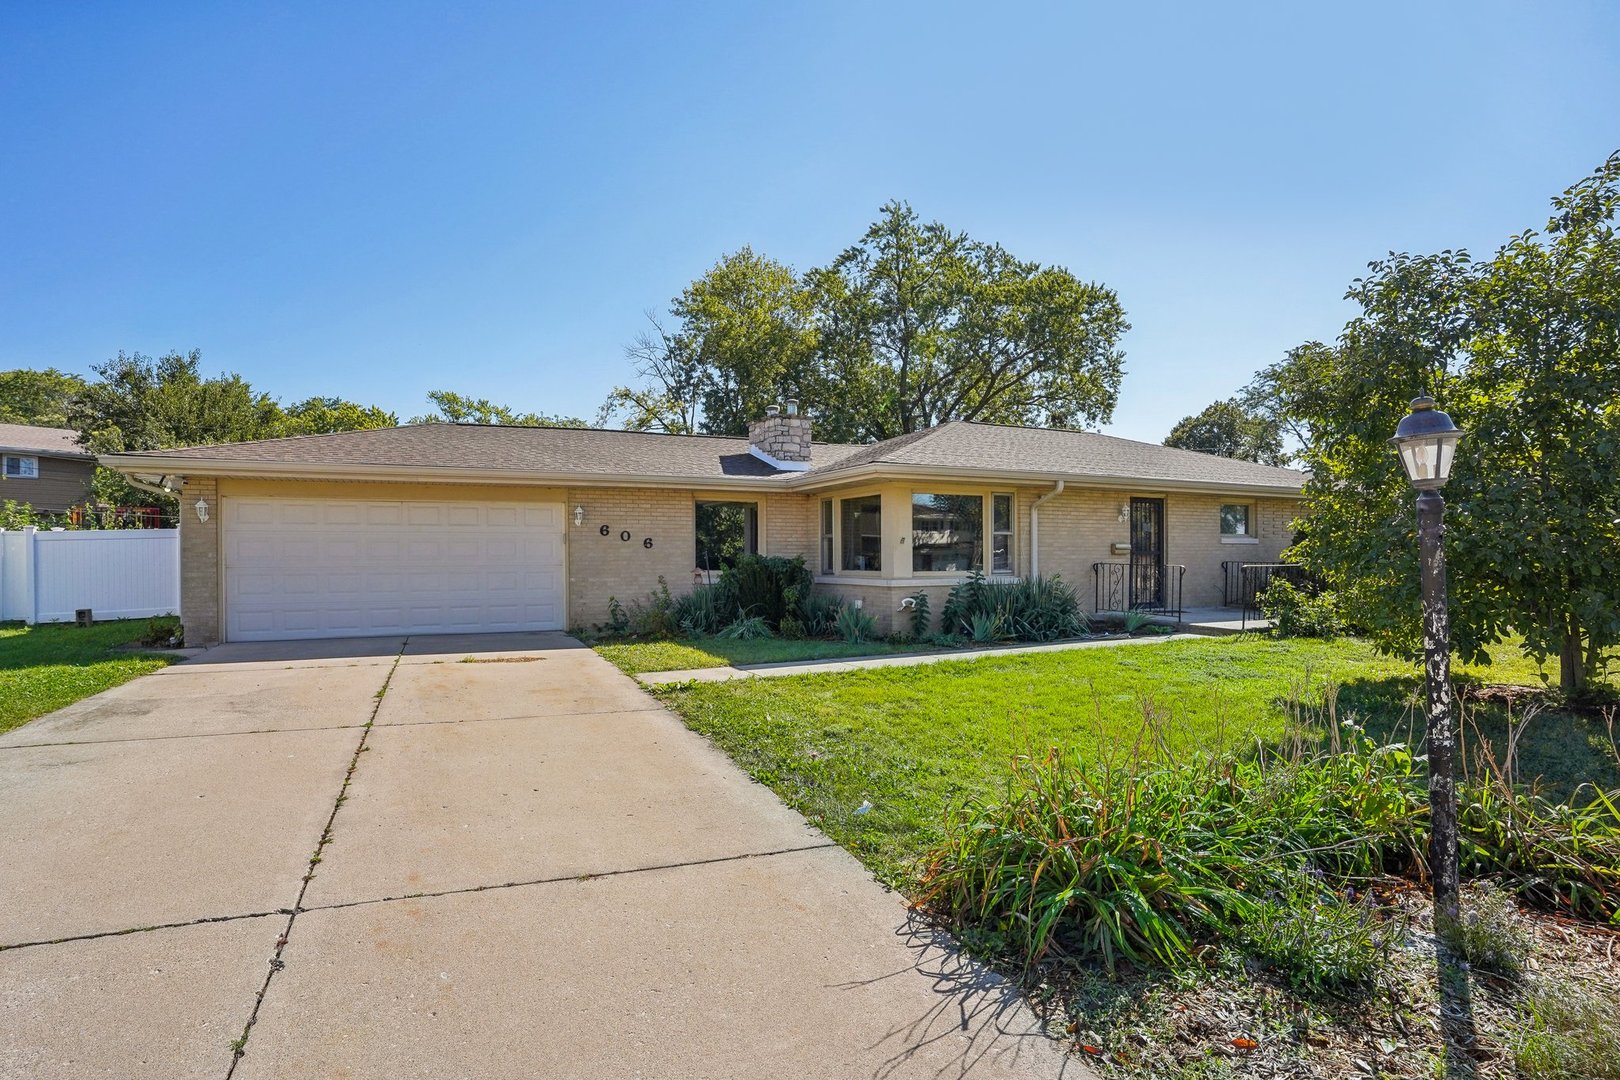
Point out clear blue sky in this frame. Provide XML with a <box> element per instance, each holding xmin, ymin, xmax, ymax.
<box><xmin>3</xmin><ymin>3</ymin><xmax>1616</xmax><ymax>442</ymax></box>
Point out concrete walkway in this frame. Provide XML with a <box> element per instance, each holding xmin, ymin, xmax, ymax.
<box><xmin>0</xmin><ymin>632</ymin><xmax>1083</xmax><ymax>1079</ymax></box>
<box><xmin>636</xmin><ymin>631</ymin><xmax>1200</xmax><ymax>685</ymax></box>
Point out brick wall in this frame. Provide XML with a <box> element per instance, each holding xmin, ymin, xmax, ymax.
<box><xmin>178</xmin><ymin>476</ymin><xmax>221</xmax><ymax>645</ymax></box>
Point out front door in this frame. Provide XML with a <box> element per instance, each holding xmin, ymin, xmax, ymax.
<box><xmin>1128</xmin><ymin>497</ymin><xmax>1165</xmax><ymax>609</ymax></box>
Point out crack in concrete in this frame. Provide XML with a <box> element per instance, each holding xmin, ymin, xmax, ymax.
<box><xmin>223</xmin><ymin>640</ymin><xmax>406</xmax><ymax>1078</ymax></box>
<box><xmin>0</xmin><ymin>840</ymin><xmax>839</xmax><ymax>955</ymax></box>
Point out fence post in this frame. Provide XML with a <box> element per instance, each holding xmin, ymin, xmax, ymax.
<box><xmin>22</xmin><ymin>525</ymin><xmax>38</xmax><ymax>626</ymax></box>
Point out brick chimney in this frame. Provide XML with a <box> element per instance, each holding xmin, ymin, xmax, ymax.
<box><xmin>747</xmin><ymin>399</ymin><xmax>812</xmax><ymax>471</ymax></box>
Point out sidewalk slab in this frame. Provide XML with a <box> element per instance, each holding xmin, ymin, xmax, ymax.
<box><xmin>304</xmin><ymin>708</ymin><xmax>819</xmax><ymax>907</ymax></box>
<box><xmin>240</xmin><ymin>848</ymin><xmax>1077</xmax><ymax>1080</ymax></box>
<box><xmin>0</xmin><ymin>916</ymin><xmax>281</xmax><ymax>1080</ymax></box>
<box><xmin>635</xmin><ymin>632</ymin><xmax>1198</xmax><ymax>686</ymax></box>
<box><xmin>0</xmin><ymin>663</ymin><xmax>389</xmax><ymax>746</ymax></box>
<box><xmin>0</xmin><ymin>728</ymin><xmax>356</xmax><ymax>945</ymax></box>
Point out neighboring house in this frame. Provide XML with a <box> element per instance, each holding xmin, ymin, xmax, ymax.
<box><xmin>103</xmin><ymin>406</ymin><xmax>1306</xmax><ymax>645</ymax></box>
<box><xmin>0</xmin><ymin>423</ymin><xmax>96</xmax><ymax>513</ymax></box>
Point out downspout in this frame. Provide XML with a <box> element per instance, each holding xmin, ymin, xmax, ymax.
<box><xmin>1029</xmin><ymin>480</ymin><xmax>1065</xmax><ymax>579</ymax></box>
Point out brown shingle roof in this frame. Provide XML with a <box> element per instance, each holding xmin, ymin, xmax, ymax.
<box><xmin>107</xmin><ymin>419</ymin><xmax>1305</xmax><ymax>494</ymax></box>
<box><xmin>0</xmin><ymin>424</ymin><xmax>92</xmax><ymax>459</ymax></box>
<box><xmin>807</xmin><ymin>421</ymin><xmax>1306</xmax><ymax>491</ymax></box>
<box><xmin>112</xmin><ymin>423</ymin><xmax>865</xmax><ymax>480</ymax></box>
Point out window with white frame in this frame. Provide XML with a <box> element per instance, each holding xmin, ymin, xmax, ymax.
<box><xmin>1220</xmin><ymin>504</ymin><xmax>1251</xmax><ymax>537</ymax></box>
<box><xmin>912</xmin><ymin>493</ymin><xmax>983</xmax><ymax>572</ymax></box>
<box><xmin>695</xmin><ymin>501</ymin><xmax>758</xmax><ymax>572</ymax></box>
<box><xmin>991</xmin><ymin>493</ymin><xmax>1013</xmax><ymax>574</ymax></box>
<box><xmin>819</xmin><ymin>499</ymin><xmax>834</xmax><ymax>573</ymax></box>
<box><xmin>2</xmin><ymin>455</ymin><xmax>39</xmax><ymax>479</ymax></box>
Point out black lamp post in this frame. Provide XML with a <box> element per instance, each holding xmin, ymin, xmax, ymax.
<box><xmin>1389</xmin><ymin>395</ymin><xmax>1466</xmax><ymax>927</ymax></box>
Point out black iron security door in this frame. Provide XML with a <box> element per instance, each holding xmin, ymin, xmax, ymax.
<box><xmin>1129</xmin><ymin>498</ymin><xmax>1165</xmax><ymax>609</ymax></box>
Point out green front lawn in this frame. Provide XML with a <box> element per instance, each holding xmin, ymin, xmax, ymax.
<box><xmin>595</xmin><ymin>636</ymin><xmax>940</xmax><ymax>675</ymax></box>
<box><xmin>651</xmin><ymin>635</ymin><xmax>1613</xmax><ymax>886</ymax></box>
<box><xmin>0</xmin><ymin>619</ymin><xmax>178</xmax><ymax>734</ymax></box>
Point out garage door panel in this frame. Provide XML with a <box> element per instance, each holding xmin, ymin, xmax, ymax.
<box><xmin>223</xmin><ymin>497</ymin><xmax>566</xmax><ymax>641</ymax></box>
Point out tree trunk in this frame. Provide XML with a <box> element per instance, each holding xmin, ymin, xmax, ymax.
<box><xmin>1559</xmin><ymin>616</ymin><xmax>1586</xmax><ymax>696</ymax></box>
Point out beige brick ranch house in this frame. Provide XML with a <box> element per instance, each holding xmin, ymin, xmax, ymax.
<box><xmin>105</xmin><ymin>407</ymin><xmax>1305</xmax><ymax>645</ymax></box>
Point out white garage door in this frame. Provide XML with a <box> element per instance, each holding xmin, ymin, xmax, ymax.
<box><xmin>222</xmin><ymin>497</ymin><xmax>566</xmax><ymax>641</ymax></box>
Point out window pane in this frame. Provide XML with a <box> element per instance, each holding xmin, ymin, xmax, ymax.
<box><xmin>696</xmin><ymin>501</ymin><xmax>758</xmax><ymax>570</ymax></box>
<box><xmin>1220</xmin><ymin>504</ymin><xmax>1250</xmax><ymax>536</ymax></box>
<box><xmin>993</xmin><ymin>493</ymin><xmax>1012</xmax><ymax>533</ymax></box>
<box><xmin>820</xmin><ymin>499</ymin><xmax>834</xmax><ymax>573</ymax></box>
<box><xmin>912</xmin><ymin>493</ymin><xmax>982</xmax><ymax>572</ymax></box>
<box><xmin>841</xmin><ymin>496</ymin><xmax>882</xmax><ymax>571</ymax></box>
<box><xmin>992</xmin><ymin>535</ymin><xmax>1011</xmax><ymax>574</ymax></box>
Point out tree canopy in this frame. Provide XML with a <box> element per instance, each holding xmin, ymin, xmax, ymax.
<box><xmin>411</xmin><ymin>389</ymin><xmax>587</xmax><ymax>428</ymax></box>
<box><xmin>1258</xmin><ymin>151</ymin><xmax>1620</xmax><ymax>693</ymax></box>
<box><xmin>1163</xmin><ymin>398</ymin><xmax>1288</xmax><ymax>464</ymax></box>
<box><xmin>600</xmin><ymin>202</ymin><xmax>1129</xmax><ymax>440</ymax></box>
<box><xmin>0</xmin><ymin>368</ymin><xmax>87</xmax><ymax>428</ymax></box>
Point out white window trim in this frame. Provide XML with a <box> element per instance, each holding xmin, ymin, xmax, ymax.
<box><xmin>1219</xmin><ymin>502</ymin><xmax>1253</xmax><ymax>539</ymax></box>
<box><xmin>2</xmin><ymin>454</ymin><xmax>40</xmax><ymax>479</ymax></box>
<box><xmin>909</xmin><ymin>488</ymin><xmax>994</xmax><ymax>576</ymax></box>
<box><xmin>837</xmin><ymin>492</ymin><xmax>885</xmax><ymax>574</ymax></box>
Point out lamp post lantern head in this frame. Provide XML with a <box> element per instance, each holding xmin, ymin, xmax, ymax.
<box><xmin>1389</xmin><ymin>395</ymin><xmax>1464</xmax><ymax>491</ymax></box>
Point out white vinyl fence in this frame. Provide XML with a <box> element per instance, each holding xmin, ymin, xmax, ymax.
<box><xmin>0</xmin><ymin>527</ymin><xmax>179</xmax><ymax>624</ymax></box>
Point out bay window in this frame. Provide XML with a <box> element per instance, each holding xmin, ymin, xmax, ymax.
<box><xmin>911</xmin><ymin>493</ymin><xmax>982</xmax><ymax>572</ymax></box>
<box><xmin>840</xmin><ymin>495</ymin><xmax>882</xmax><ymax>571</ymax></box>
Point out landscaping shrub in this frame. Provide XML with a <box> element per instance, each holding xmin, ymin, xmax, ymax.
<box><xmin>797</xmin><ymin>590</ymin><xmax>846</xmax><ymax>638</ymax></box>
<box><xmin>1442</xmin><ymin>881</ymin><xmax>1531</xmax><ymax>976</ymax></box>
<box><xmin>674</xmin><ymin>581</ymin><xmax>735</xmax><ymax>636</ymax></box>
<box><xmin>918</xmin><ymin>713</ymin><xmax>1620</xmax><ymax>984</ymax></box>
<box><xmin>906</xmin><ymin>590</ymin><xmax>931</xmax><ymax>639</ymax></box>
<box><xmin>717</xmin><ymin>615</ymin><xmax>773</xmax><ymax>640</ymax></box>
<box><xmin>720</xmin><ymin>554</ymin><xmax>813</xmax><ymax>629</ymax></box>
<box><xmin>939</xmin><ymin>572</ymin><xmax>1085</xmax><ymax>642</ymax></box>
<box><xmin>834</xmin><ymin>603</ymin><xmax>877</xmax><ymax>644</ymax></box>
<box><xmin>604</xmin><ymin>577</ymin><xmax>680</xmax><ymax>638</ymax></box>
<box><xmin>1261</xmin><ymin>578</ymin><xmax>1345</xmax><ymax>639</ymax></box>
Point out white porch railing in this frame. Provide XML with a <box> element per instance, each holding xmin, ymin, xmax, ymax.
<box><xmin>0</xmin><ymin>527</ymin><xmax>180</xmax><ymax>624</ymax></box>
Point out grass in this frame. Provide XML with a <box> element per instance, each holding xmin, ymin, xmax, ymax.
<box><xmin>649</xmin><ymin>635</ymin><xmax>1617</xmax><ymax>887</ymax></box>
<box><xmin>0</xmin><ymin>618</ymin><xmax>179</xmax><ymax>734</ymax></box>
<box><xmin>594</xmin><ymin>635</ymin><xmax>939</xmax><ymax>675</ymax></box>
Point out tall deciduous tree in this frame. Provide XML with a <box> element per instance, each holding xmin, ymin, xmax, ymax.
<box><xmin>603</xmin><ymin>202</ymin><xmax>1129</xmax><ymax>441</ymax></box>
<box><xmin>1163</xmin><ymin>398</ymin><xmax>1288</xmax><ymax>464</ymax></box>
<box><xmin>410</xmin><ymin>389</ymin><xmax>587</xmax><ymax>427</ymax></box>
<box><xmin>276</xmin><ymin>397</ymin><xmax>397</xmax><ymax>435</ymax></box>
<box><xmin>1275</xmin><ymin>152</ymin><xmax>1620</xmax><ymax>694</ymax></box>
<box><xmin>69</xmin><ymin>350</ymin><xmax>285</xmax><ymax>453</ymax></box>
<box><xmin>0</xmin><ymin>368</ymin><xmax>87</xmax><ymax>427</ymax></box>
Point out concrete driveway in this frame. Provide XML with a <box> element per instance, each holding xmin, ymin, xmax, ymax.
<box><xmin>0</xmin><ymin>633</ymin><xmax>1080</xmax><ymax>1079</ymax></box>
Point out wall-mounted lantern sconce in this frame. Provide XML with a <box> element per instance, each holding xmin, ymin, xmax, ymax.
<box><xmin>194</xmin><ymin>498</ymin><xmax>210</xmax><ymax>523</ymax></box>
<box><xmin>573</xmin><ymin>505</ymin><xmax>586</xmax><ymax>527</ymax></box>
<box><xmin>1118</xmin><ymin>503</ymin><xmax>1130</xmax><ymax>523</ymax></box>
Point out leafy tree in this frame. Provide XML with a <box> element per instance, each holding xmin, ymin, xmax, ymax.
<box><xmin>1276</xmin><ymin>152</ymin><xmax>1620</xmax><ymax>694</ymax></box>
<box><xmin>68</xmin><ymin>350</ymin><xmax>284</xmax><ymax>453</ymax></box>
<box><xmin>604</xmin><ymin>202</ymin><xmax>1129</xmax><ymax>441</ymax></box>
<box><xmin>411</xmin><ymin>389</ymin><xmax>587</xmax><ymax>427</ymax></box>
<box><xmin>1163</xmin><ymin>398</ymin><xmax>1288</xmax><ymax>464</ymax></box>
<box><xmin>0</xmin><ymin>368</ymin><xmax>88</xmax><ymax>427</ymax></box>
<box><xmin>276</xmin><ymin>396</ymin><xmax>397</xmax><ymax>435</ymax></box>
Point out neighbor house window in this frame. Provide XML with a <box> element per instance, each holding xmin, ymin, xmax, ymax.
<box><xmin>695</xmin><ymin>501</ymin><xmax>757</xmax><ymax>572</ymax></box>
<box><xmin>911</xmin><ymin>493</ymin><xmax>982</xmax><ymax>572</ymax></box>
<box><xmin>991</xmin><ymin>493</ymin><xmax>1013</xmax><ymax>574</ymax></box>
<box><xmin>840</xmin><ymin>495</ymin><xmax>882</xmax><ymax>571</ymax></box>
<box><xmin>1220</xmin><ymin>504</ymin><xmax>1251</xmax><ymax>537</ymax></box>
<box><xmin>819</xmin><ymin>499</ymin><xmax>834</xmax><ymax>574</ymax></box>
<box><xmin>2</xmin><ymin>455</ymin><xmax>39</xmax><ymax>479</ymax></box>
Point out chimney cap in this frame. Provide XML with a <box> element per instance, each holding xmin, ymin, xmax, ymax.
<box><xmin>765</xmin><ymin>404</ymin><xmax>779</xmax><ymax>417</ymax></box>
<box><xmin>784</xmin><ymin>398</ymin><xmax>799</xmax><ymax>416</ymax></box>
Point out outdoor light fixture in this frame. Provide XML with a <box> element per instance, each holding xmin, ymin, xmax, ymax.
<box><xmin>573</xmin><ymin>505</ymin><xmax>585</xmax><ymax>527</ymax></box>
<box><xmin>1390</xmin><ymin>393</ymin><xmax>1465</xmax><ymax>930</ymax></box>
<box><xmin>1118</xmin><ymin>503</ymin><xmax>1130</xmax><ymax>522</ymax></box>
<box><xmin>1388</xmin><ymin>395</ymin><xmax>1463</xmax><ymax>490</ymax></box>
<box><xmin>194</xmin><ymin>498</ymin><xmax>209</xmax><ymax>523</ymax></box>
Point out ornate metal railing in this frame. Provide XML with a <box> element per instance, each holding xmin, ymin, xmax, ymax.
<box><xmin>1091</xmin><ymin>562</ymin><xmax>1186</xmax><ymax>619</ymax></box>
<box><xmin>1220</xmin><ymin>561</ymin><xmax>1308</xmax><ymax>628</ymax></box>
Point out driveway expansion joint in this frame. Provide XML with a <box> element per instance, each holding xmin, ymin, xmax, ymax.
<box><xmin>223</xmin><ymin>638</ymin><xmax>407</xmax><ymax>1078</ymax></box>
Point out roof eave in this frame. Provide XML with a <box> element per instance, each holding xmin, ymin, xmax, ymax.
<box><xmin>98</xmin><ymin>454</ymin><xmax>798</xmax><ymax>490</ymax></box>
<box><xmin>790</xmin><ymin>461</ymin><xmax>1306</xmax><ymax>497</ymax></box>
